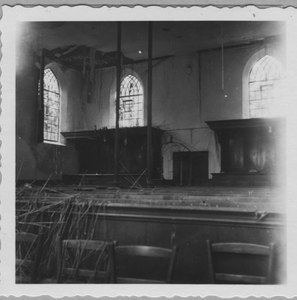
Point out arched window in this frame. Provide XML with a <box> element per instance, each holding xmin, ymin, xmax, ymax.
<box><xmin>119</xmin><ymin>74</ymin><xmax>143</xmax><ymax>127</ymax></box>
<box><xmin>43</xmin><ymin>68</ymin><xmax>61</xmax><ymax>142</ymax></box>
<box><xmin>248</xmin><ymin>55</ymin><xmax>285</xmax><ymax>118</ymax></box>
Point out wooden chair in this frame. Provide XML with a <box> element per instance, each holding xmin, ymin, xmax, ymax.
<box><xmin>206</xmin><ymin>240</ymin><xmax>274</xmax><ymax>284</ymax></box>
<box><xmin>16</xmin><ymin>232</ymin><xmax>42</xmax><ymax>283</ymax></box>
<box><xmin>111</xmin><ymin>243</ymin><xmax>178</xmax><ymax>283</ymax></box>
<box><xmin>57</xmin><ymin>239</ymin><xmax>114</xmax><ymax>283</ymax></box>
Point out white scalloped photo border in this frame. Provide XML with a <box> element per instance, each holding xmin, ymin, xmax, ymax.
<box><xmin>1</xmin><ymin>4</ymin><xmax>297</xmax><ymax>298</ymax></box>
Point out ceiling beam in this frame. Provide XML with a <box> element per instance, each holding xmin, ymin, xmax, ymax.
<box><xmin>197</xmin><ymin>35</ymin><xmax>284</xmax><ymax>54</ymax></box>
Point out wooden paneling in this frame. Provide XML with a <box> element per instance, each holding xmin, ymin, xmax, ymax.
<box><xmin>62</xmin><ymin>127</ymin><xmax>164</xmax><ymax>178</ymax></box>
<box><xmin>97</xmin><ymin>206</ymin><xmax>285</xmax><ymax>284</ymax></box>
<box><xmin>206</xmin><ymin>118</ymin><xmax>286</xmax><ymax>186</ymax></box>
<box><xmin>173</xmin><ymin>151</ymin><xmax>209</xmax><ymax>186</ymax></box>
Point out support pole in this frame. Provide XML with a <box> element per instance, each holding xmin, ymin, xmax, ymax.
<box><xmin>147</xmin><ymin>22</ymin><xmax>153</xmax><ymax>186</ymax></box>
<box><xmin>114</xmin><ymin>22</ymin><xmax>121</xmax><ymax>185</ymax></box>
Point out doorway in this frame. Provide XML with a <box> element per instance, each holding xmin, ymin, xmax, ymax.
<box><xmin>173</xmin><ymin>151</ymin><xmax>208</xmax><ymax>186</ymax></box>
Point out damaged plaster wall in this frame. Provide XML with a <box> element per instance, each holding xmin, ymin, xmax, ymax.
<box><xmin>75</xmin><ymin>52</ymin><xmax>220</xmax><ymax>179</ymax></box>
<box><xmin>16</xmin><ymin>28</ymin><xmax>81</xmax><ymax>181</ymax></box>
<box><xmin>78</xmin><ymin>41</ymin><xmax>284</xmax><ymax>180</ymax></box>
<box><xmin>16</xmin><ymin>23</ymin><xmax>285</xmax><ymax>181</ymax></box>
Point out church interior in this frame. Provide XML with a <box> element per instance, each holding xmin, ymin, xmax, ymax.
<box><xmin>15</xmin><ymin>20</ymin><xmax>286</xmax><ymax>284</ymax></box>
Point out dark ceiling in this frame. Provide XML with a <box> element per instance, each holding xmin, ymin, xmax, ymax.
<box><xmin>48</xmin><ymin>47</ymin><xmax>136</xmax><ymax>70</ymax></box>
<box><xmin>20</xmin><ymin>21</ymin><xmax>286</xmax><ymax>70</ymax></box>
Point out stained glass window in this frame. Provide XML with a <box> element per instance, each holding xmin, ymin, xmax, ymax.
<box><xmin>119</xmin><ymin>75</ymin><xmax>143</xmax><ymax>127</ymax></box>
<box><xmin>249</xmin><ymin>55</ymin><xmax>285</xmax><ymax>118</ymax></box>
<box><xmin>43</xmin><ymin>68</ymin><xmax>60</xmax><ymax>142</ymax></box>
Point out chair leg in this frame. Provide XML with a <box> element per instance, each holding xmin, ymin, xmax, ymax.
<box><xmin>206</xmin><ymin>240</ymin><xmax>215</xmax><ymax>284</ymax></box>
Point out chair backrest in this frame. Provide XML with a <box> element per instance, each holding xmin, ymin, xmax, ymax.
<box><xmin>57</xmin><ymin>239</ymin><xmax>114</xmax><ymax>283</ymax></box>
<box><xmin>206</xmin><ymin>240</ymin><xmax>274</xmax><ymax>284</ymax></box>
<box><xmin>16</xmin><ymin>232</ymin><xmax>42</xmax><ymax>283</ymax></box>
<box><xmin>111</xmin><ymin>244</ymin><xmax>178</xmax><ymax>283</ymax></box>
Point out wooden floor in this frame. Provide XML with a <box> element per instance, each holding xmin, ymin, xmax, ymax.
<box><xmin>19</xmin><ymin>184</ymin><xmax>285</xmax><ymax>213</ymax></box>
<box><xmin>16</xmin><ymin>183</ymin><xmax>286</xmax><ymax>284</ymax></box>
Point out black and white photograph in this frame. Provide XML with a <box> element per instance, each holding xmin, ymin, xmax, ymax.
<box><xmin>1</xmin><ymin>3</ymin><xmax>297</xmax><ymax>298</ymax></box>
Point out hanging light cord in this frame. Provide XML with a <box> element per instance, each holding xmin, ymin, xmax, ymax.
<box><xmin>221</xmin><ymin>23</ymin><xmax>224</xmax><ymax>92</ymax></box>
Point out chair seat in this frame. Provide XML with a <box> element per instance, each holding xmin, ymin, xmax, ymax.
<box><xmin>16</xmin><ymin>276</ymin><xmax>32</xmax><ymax>284</ymax></box>
<box><xmin>116</xmin><ymin>277</ymin><xmax>166</xmax><ymax>284</ymax></box>
<box><xmin>215</xmin><ymin>273</ymin><xmax>267</xmax><ymax>284</ymax></box>
<box><xmin>38</xmin><ymin>277</ymin><xmax>58</xmax><ymax>284</ymax></box>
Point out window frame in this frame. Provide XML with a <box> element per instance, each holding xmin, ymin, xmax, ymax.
<box><xmin>109</xmin><ymin>69</ymin><xmax>145</xmax><ymax>128</ymax></box>
<box><xmin>42</xmin><ymin>67</ymin><xmax>63</xmax><ymax>145</ymax></box>
<box><xmin>242</xmin><ymin>48</ymin><xmax>285</xmax><ymax>119</ymax></box>
<box><xmin>248</xmin><ymin>55</ymin><xmax>285</xmax><ymax>118</ymax></box>
<box><xmin>119</xmin><ymin>74</ymin><xmax>144</xmax><ymax>128</ymax></box>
